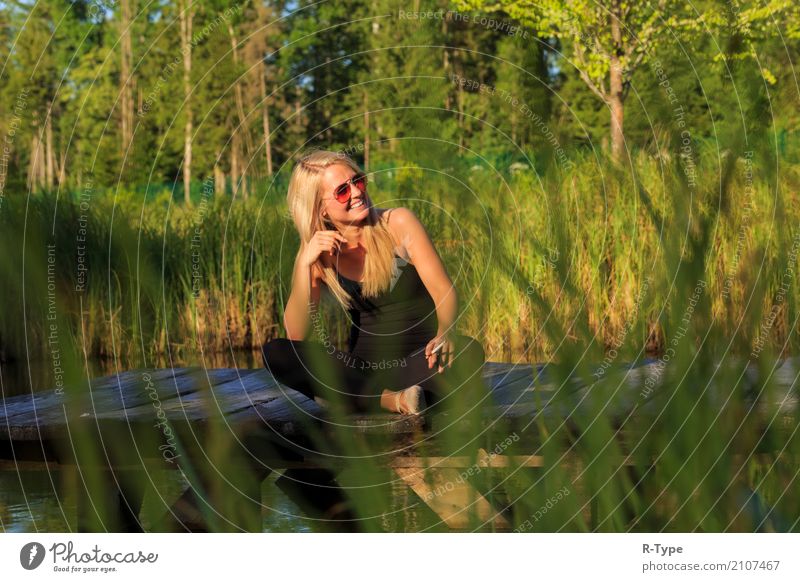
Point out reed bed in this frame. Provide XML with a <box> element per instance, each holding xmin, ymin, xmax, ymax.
<box><xmin>2</xmin><ymin>142</ymin><xmax>799</xmax><ymax>532</ymax></box>
<box><xmin>1</xmin><ymin>148</ymin><xmax>797</xmax><ymax>368</ymax></box>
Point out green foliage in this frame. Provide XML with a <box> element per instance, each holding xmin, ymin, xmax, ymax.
<box><xmin>2</xmin><ymin>0</ymin><xmax>799</xmax><ymax>535</ymax></box>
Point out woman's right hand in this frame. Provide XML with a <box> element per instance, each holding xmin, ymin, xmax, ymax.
<box><xmin>301</xmin><ymin>230</ymin><xmax>348</xmax><ymax>267</ymax></box>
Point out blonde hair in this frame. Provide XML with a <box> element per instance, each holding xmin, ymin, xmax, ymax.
<box><xmin>286</xmin><ymin>148</ymin><xmax>397</xmax><ymax>310</ymax></box>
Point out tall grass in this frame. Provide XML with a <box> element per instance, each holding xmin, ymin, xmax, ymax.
<box><xmin>1</xmin><ymin>146</ymin><xmax>798</xmax><ymax>368</ymax></box>
<box><xmin>2</xmin><ymin>140</ymin><xmax>799</xmax><ymax>531</ymax></box>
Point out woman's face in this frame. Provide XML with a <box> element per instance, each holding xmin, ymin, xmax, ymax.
<box><xmin>319</xmin><ymin>163</ymin><xmax>370</xmax><ymax>228</ymax></box>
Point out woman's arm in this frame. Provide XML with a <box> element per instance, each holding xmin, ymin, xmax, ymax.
<box><xmin>283</xmin><ymin>253</ymin><xmax>323</xmax><ymax>341</ymax></box>
<box><xmin>387</xmin><ymin>207</ymin><xmax>458</xmax><ymax>336</ymax></box>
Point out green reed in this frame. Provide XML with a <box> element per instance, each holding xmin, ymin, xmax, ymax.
<box><xmin>1</xmin><ymin>145</ymin><xmax>797</xmax><ymax>367</ymax></box>
<box><xmin>2</xmin><ymin>135</ymin><xmax>799</xmax><ymax>531</ymax></box>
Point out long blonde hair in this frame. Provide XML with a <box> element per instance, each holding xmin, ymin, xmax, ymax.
<box><xmin>286</xmin><ymin>148</ymin><xmax>397</xmax><ymax>310</ymax></box>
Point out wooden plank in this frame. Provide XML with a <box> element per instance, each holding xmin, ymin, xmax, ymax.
<box><xmin>228</xmin><ymin>392</ymin><xmax>428</xmax><ymax>436</ymax></box>
<box><xmin>391</xmin><ymin>453</ymin><xmax>543</xmax><ymax>469</ymax></box>
<box><xmin>0</xmin><ymin>368</ymin><xmax>252</xmax><ymax>435</ymax></box>
<box><xmin>81</xmin><ymin>368</ymin><xmax>250</xmax><ymax>413</ymax></box>
<box><xmin>87</xmin><ymin>370</ymin><xmax>282</xmax><ymax>422</ymax></box>
<box><xmin>388</xmin><ymin>451</ymin><xmax>645</xmax><ymax>470</ymax></box>
<box><xmin>0</xmin><ymin>368</ymin><xmax>195</xmax><ymax>426</ymax></box>
<box><xmin>0</xmin><ymin>369</ymin><xmax>143</xmax><ymax>422</ymax></box>
<box><xmin>2</xmin><ymin>358</ymin><xmax>796</xmax><ymax>445</ymax></box>
<box><xmin>392</xmin><ymin>465</ymin><xmax>510</xmax><ymax>529</ymax></box>
<box><xmin>227</xmin><ymin>390</ymin><xmax>324</xmax><ymax>436</ymax></box>
<box><xmin>0</xmin><ymin>368</ymin><xmax>257</xmax><ymax>424</ymax></box>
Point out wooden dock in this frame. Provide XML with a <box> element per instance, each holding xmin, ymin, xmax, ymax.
<box><xmin>1</xmin><ymin>357</ymin><xmax>796</xmax><ymax>532</ymax></box>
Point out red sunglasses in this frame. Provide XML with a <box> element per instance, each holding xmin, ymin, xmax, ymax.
<box><xmin>331</xmin><ymin>173</ymin><xmax>367</xmax><ymax>204</ymax></box>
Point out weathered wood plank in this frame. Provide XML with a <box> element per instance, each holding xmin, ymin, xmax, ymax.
<box><xmin>226</xmin><ymin>390</ymin><xmax>428</xmax><ymax>437</ymax></box>
<box><xmin>2</xmin><ymin>357</ymin><xmax>796</xmax><ymax>446</ymax></box>
<box><xmin>392</xmin><ymin>465</ymin><xmax>510</xmax><ymax>529</ymax></box>
<box><xmin>81</xmin><ymin>368</ymin><xmax>253</xmax><ymax>413</ymax></box>
<box><xmin>88</xmin><ymin>370</ymin><xmax>282</xmax><ymax>422</ymax></box>
<box><xmin>1</xmin><ymin>368</ymin><xmax>262</xmax><ymax>425</ymax></box>
<box><xmin>390</xmin><ymin>452</ymin><xmax>544</xmax><ymax>469</ymax></box>
<box><xmin>0</xmin><ymin>368</ymin><xmax>193</xmax><ymax>427</ymax></box>
<box><xmin>0</xmin><ymin>369</ymin><xmax>144</xmax><ymax>422</ymax></box>
<box><xmin>0</xmin><ymin>368</ymin><xmax>254</xmax><ymax>437</ymax></box>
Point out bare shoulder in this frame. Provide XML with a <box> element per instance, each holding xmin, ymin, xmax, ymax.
<box><xmin>380</xmin><ymin>206</ymin><xmax>419</xmax><ymax>243</ymax></box>
<box><xmin>381</xmin><ymin>206</ymin><xmax>417</xmax><ymax>225</ymax></box>
<box><xmin>379</xmin><ymin>207</ymin><xmax>425</xmax><ymax>263</ymax></box>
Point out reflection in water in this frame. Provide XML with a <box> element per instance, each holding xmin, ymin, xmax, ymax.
<box><xmin>0</xmin><ymin>350</ymin><xmax>445</xmax><ymax>533</ymax></box>
<box><xmin>0</xmin><ymin>468</ymin><xmax>439</xmax><ymax>532</ymax></box>
<box><xmin>0</xmin><ymin>469</ymin><xmax>75</xmax><ymax>532</ymax></box>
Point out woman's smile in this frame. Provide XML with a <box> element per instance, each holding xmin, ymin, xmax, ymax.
<box><xmin>349</xmin><ymin>198</ymin><xmax>367</xmax><ymax>211</ymax></box>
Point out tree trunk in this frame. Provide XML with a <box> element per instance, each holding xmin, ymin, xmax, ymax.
<box><xmin>231</xmin><ymin>132</ymin><xmax>240</xmax><ymax>199</ymax></box>
<box><xmin>120</xmin><ymin>0</ymin><xmax>134</xmax><ymax>156</ymax></box>
<box><xmin>180</xmin><ymin>0</ymin><xmax>193</xmax><ymax>205</ymax></box>
<box><xmin>214</xmin><ymin>151</ymin><xmax>226</xmax><ymax>195</ymax></box>
<box><xmin>28</xmin><ymin>123</ymin><xmax>45</xmax><ymax>192</ymax></box>
<box><xmin>609</xmin><ymin>2</ymin><xmax>625</xmax><ymax>163</ymax></box>
<box><xmin>609</xmin><ymin>62</ymin><xmax>624</xmax><ymax>163</ymax></box>
<box><xmin>363</xmin><ymin>91</ymin><xmax>369</xmax><ymax>171</ymax></box>
<box><xmin>228</xmin><ymin>23</ymin><xmax>255</xmax><ymax>168</ymax></box>
<box><xmin>45</xmin><ymin>109</ymin><xmax>55</xmax><ymax>190</ymax></box>
<box><xmin>57</xmin><ymin>148</ymin><xmax>67</xmax><ymax>188</ymax></box>
<box><xmin>258</xmin><ymin>67</ymin><xmax>273</xmax><ymax>176</ymax></box>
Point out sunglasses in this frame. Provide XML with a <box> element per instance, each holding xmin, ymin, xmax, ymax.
<box><xmin>330</xmin><ymin>173</ymin><xmax>367</xmax><ymax>204</ymax></box>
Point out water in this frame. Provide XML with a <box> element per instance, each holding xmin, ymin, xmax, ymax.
<box><xmin>2</xmin><ymin>353</ymin><xmax>796</xmax><ymax>532</ymax></box>
<box><xmin>0</xmin><ymin>466</ymin><xmax>439</xmax><ymax>533</ymax></box>
<box><xmin>0</xmin><ymin>468</ymin><xmax>75</xmax><ymax>532</ymax></box>
<box><xmin>0</xmin><ymin>351</ymin><xmax>438</xmax><ymax>532</ymax></box>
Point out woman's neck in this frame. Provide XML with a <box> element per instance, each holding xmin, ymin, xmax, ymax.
<box><xmin>335</xmin><ymin>223</ymin><xmax>364</xmax><ymax>250</ymax></box>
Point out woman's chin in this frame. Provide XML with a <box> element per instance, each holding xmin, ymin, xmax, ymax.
<box><xmin>349</xmin><ymin>201</ymin><xmax>369</xmax><ymax>215</ymax></box>
<box><xmin>348</xmin><ymin>206</ymin><xmax>370</xmax><ymax>221</ymax></box>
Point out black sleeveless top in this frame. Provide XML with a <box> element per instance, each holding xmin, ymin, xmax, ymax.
<box><xmin>335</xmin><ymin>250</ymin><xmax>439</xmax><ymax>361</ymax></box>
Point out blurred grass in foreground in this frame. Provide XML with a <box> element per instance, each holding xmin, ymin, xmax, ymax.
<box><xmin>1</xmin><ymin>131</ymin><xmax>798</xmax><ymax>531</ymax></box>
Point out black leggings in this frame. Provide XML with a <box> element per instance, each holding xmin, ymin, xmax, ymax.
<box><xmin>261</xmin><ymin>335</ymin><xmax>487</xmax><ymax>414</ymax></box>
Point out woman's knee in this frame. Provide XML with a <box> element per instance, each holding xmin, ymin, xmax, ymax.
<box><xmin>261</xmin><ymin>337</ymin><xmax>293</xmax><ymax>371</ymax></box>
<box><xmin>455</xmin><ymin>335</ymin><xmax>485</xmax><ymax>368</ymax></box>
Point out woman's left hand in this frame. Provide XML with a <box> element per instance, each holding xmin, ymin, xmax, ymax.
<box><xmin>425</xmin><ymin>332</ymin><xmax>454</xmax><ymax>374</ymax></box>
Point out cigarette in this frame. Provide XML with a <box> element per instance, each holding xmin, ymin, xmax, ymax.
<box><xmin>431</xmin><ymin>341</ymin><xmax>446</xmax><ymax>354</ymax></box>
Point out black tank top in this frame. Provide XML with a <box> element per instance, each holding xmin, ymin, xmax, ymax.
<box><xmin>335</xmin><ymin>249</ymin><xmax>439</xmax><ymax>360</ymax></box>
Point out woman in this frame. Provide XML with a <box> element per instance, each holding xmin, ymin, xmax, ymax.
<box><xmin>261</xmin><ymin>149</ymin><xmax>487</xmax><ymax>417</ymax></box>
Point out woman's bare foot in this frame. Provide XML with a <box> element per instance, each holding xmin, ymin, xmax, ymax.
<box><xmin>380</xmin><ymin>386</ymin><xmax>423</xmax><ymax>414</ymax></box>
<box><xmin>380</xmin><ymin>389</ymin><xmax>404</xmax><ymax>413</ymax></box>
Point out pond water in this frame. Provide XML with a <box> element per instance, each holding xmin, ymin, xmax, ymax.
<box><xmin>2</xmin><ymin>351</ymin><xmax>796</xmax><ymax>532</ymax></box>
<box><xmin>0</xmin><ymin>352</ymin><xmax>472</xmax><ymax>532</ymax></box>
<box><xmin>0</xmin><ymin>462</ymin><xmax>502</xmax><ymax>532</ymax></box>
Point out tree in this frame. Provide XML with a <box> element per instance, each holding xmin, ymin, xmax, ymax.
<box><xmin>1</xmin><ymin>0</ymin><xmax>92</xmax><ymax>192</ymax></box>
<box><xmin>179</xmin><ymin>0</ymin><xmax>195</xmax><ymax>203</ymax></box>
<box><xmin>278</xmin><ymin>0</ymin><xmax>369</xmax><ymax>152</ymax></box>
<box><xmin>119</xmin><ymin>0</ymin><xmax>135</xmax><ymax>159</ymax></box>
<box><xmin>240</xmin><ymin>1</ymin><xmax>286</xmax><ymax>178</ymax></box>
<box><xmin>455</xmin><ymin>0</ymin><xmax>795</xmax><ymax>162</ymax></box>
<box><xmin>353</xmin><ymin>0</ymin><xmax>460</xmax><ymax>164</ymax></box>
